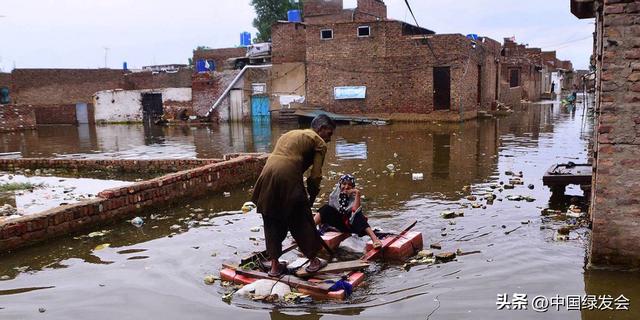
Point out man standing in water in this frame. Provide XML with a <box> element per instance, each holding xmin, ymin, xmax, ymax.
<box><xmin>252</xmin><ymin>114</ymin><xmax>336</xmax><ymax>277</ymax></box>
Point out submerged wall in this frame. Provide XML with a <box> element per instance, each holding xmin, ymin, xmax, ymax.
<box><xmin>0</xmin><ymin>154</ymin><xmax>267</xmax><ymax>252</ymax></box>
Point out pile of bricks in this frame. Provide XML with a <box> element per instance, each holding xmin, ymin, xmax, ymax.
<box><xmin>0</xmin><ymin>105</ymin><xmax>36</xmax><ymax>132</ymax></box>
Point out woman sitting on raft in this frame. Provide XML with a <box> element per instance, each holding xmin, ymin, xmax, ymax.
<box><xmin>314</xmin><ymin>174</ymin><xmax>382</xmax><ymax>249</ymax></box>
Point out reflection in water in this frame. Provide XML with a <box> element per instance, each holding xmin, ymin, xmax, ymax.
<box><xmin>1</xmin><ymin>99</ymin><xmax>635</xmax><ymax>320</ymax></box>
<box><xmin>335</xmin><ymin>139</ymin><xmax>368</xmax><ymax>160</ymax></box>
<box><xmin>432</xmin><ymin>133</ymin><xmax>451</xmax><ymax>179</ymax></box>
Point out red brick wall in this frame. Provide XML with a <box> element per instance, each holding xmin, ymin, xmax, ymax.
<box><xmin>11</xmin><ymin>69</ymin><xmax>125</xmax><ymax>105</ymax></box>
<box><xmin>304</xmin><ymin>0</ymin><xmax>344</xmax><ymax>17</ymax></box>
<box><xmin>272</xmin><ymin>23</ymin><xmax>308</xmax><ymax>63</ymax></box>
<box><xmin>356</xmin><ymin>0</ymin><xmax>387</xmax><ymax>19</ymax></box>
<box><xmin>192</xmin><ymin>70</ymin><xmax>241</xmax><ymax>118</ymax></box>
<box><xmin>0</xmin><ymin>105</ymin><xmax>36</xmax><ymax>132</ymax></box>
<box><xmin>589</xmin><ymin>0</ymin><xmax>640</xmax><ymax>270</ymax></box>
<box><xmin>124</xmin><ymin>69</ymin><xmax>192</xmax><ymax>90</ymax></box>
<box><xmin>304</xmin><ymin>20</ymin><xmax>496</xmax><ymax>120</ymax></box>
<box><xmin>31</xmin><ymin>104</ymin><xmax>78</xmax><ymax>125</ymax></box>
<box><xmin>0</xmin><ymin>154</ymin><xmax>268</xmax><ymax>252</ymax></box>
<box><xmin>0</xmin><ymin>158</ymin><xmax>221</xmax><ymax>175</ymax></box>
<box><xmin>0</xmin><ymin>73</ymin><xmax>11</xmax><ymax>104</ymax></box>
<box><xmin>193</xmin><ymin>48</ymin><xmax>246</xmax><ymax>72</ymax></box>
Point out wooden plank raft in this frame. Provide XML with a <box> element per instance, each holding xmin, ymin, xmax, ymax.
<box><xmin>295</xmin><ymin>260</ymin><xmax>370</xmax><ymax>278</ymax></box>
<box><xmin>222</xmin><ymin>263</ymin><xmax>332</xmax><ymax>294</ymax></box>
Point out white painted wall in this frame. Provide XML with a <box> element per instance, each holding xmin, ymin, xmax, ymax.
<box><xmin>94</xmin><ymin>88</ymin><xmax>191</xmax><ymax>123</ymax></box>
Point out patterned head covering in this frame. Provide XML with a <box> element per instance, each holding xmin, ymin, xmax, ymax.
<box><xmin>339</xmin><ymin>174</ymin><xmax>356</xmax><ymax>187</ymax></box>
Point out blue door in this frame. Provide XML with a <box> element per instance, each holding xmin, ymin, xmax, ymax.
<box><xmin>251</xmin><ymin>96</ymin><xmax>270</xmax><ymax>119</ymax></box>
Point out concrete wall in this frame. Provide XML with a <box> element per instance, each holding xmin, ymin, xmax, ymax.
<box><xmin>271</xmin><ymin>63</ymin><xmax>306</xmax><ymax>111</ymax></box>
<box><xmin>94</xmin><ymin>88</ymin><xmax>192</xmax><ymax>123</ymax></box>
<box><xmin>0</xmin><ymin>105</ymin><xmax>36</xmax><ymax>132</ymax></box>
<box><xmin>586</xmin><ymin>0</ymin><xmax>640</xmax><ymax>270</ymax></box>
<box><xmin>0</xmin><ymin>154</ymin><xmax>267</xmax><ymax>252</ymax></box>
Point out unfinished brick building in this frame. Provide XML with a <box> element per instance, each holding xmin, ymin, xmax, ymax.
<box><xmin>500</xmin><ymin>38</ymin><xmax>545</xmax><ymax>103</ymax></box>
<box><xmin>571</xmin><ymin>0</ymin><xmax>640</xmax><ymax>270</ymax></box>
<box><xmin>271</xmin><ymin>0</ymin><xmax>502</xmax><ymax>121</ymax></box>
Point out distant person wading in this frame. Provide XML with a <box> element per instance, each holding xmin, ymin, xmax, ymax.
<box><xmin>252</xmin><ymin>115</ymin><xmax>336</xmax><ymax>277</ymax></box>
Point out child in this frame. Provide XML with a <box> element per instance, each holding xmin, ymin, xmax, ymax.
<box><xmin>314</xmin><ymin>174</ymin><xmax>382</xmax><ymax>249</ymax></box>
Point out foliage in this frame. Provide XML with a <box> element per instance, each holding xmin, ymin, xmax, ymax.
<box><xmin>0</xmin><ymin>182</ymin><xmax>39</xmax><ymax>192</ymax></box>
<box><xmin>250</xmin><ymin>0</ymin><xmax>302</xmax><ymax>43</ymax></box>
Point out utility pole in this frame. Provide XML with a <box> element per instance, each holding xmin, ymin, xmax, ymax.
<box><xmin>103</xmin><ymin>47</ymin><xmax>110</xmax><ymax>69</ymax></box>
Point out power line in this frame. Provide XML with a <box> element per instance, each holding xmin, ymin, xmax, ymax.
<box><xmin>403</xmin><ymin>0</ymin><xmax>438</xmax><ymax>61</ymax></box>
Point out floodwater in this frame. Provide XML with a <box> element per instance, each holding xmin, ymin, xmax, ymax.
<box><xmin>0</xmin><ymin>173</ymin><xmax>131</xmax><ymax>218</ymax></box>
<box><xmin>1</xmin><ymin>99</ymin><xmax>639</xmax><ymax>320</ymax></box>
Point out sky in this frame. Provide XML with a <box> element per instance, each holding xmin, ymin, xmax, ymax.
<box><xmin>0</xmin><ymin>0</ymin><xmax>595</xmax><ymax>71</ymax></box>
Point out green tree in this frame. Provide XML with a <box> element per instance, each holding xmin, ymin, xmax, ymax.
<box><xmin>251</xmin><ymin>0</ymin><xmax>300</xmax><ymax>43</ymax></box>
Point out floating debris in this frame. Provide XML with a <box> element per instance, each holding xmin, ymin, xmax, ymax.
<box><xmin>441</xmin><ymin>211</ymin><xmax>464</xmax><ymax>219</ymax></box>
<box><xmin>250</xmin><ymin>227</ymin><xmax>261</xmax><ymax>232</ymax></box>
<box><xmin>241</xmin><ymin>202</ymin><xmax>257</xmax><ymax>213</ymax></box>
<box><xmin>130</xmin><ymin>217</ymin><xmax>144</xmax><ymax>227</ymax></box>
<box><xmin>412</xmin><ymin>173</ymin><xmax>424</xmax><ymax>181</ymax></box>
<box><xmin>430</xmin><ymin>243</ymin><xmax>442</xmax><ymax>250</ymax></box>
<box><xmin>203</xmin><ymin>275</ymin><xmax>219</xmax><ymax>285</ymax></box>
<box><xmin>223</xmin><ymin>192</ymin><xmax>231</xmax><ymax>197</ymax></box>
<box><xmin>94</xmin><ymin>243</ymin><xmax>111</xmax><ymax>251</ymax></box>
<box><xmin>435</xmin><ymin>252</ymin><xmax>457</xmax><ymax>263</ymax></box>
<box><xmin>88</xmin><ymin>230</ymin><xmax>110</xmax><ymax>238</ymax></box>
<box><xmin>417</xmin><ymin>250</ymin><xmax>434</xmax><ymax>258</ymax></box>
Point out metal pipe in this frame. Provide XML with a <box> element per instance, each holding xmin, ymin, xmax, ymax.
<box><xmin>205</xmin><ymin>64</ymin><xmax>273</xmax><ymax>118</ymax></box>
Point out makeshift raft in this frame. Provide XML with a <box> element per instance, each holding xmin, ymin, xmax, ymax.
<box><xmin>220</xmin><ymin>222</ymin><xmax>423</xmax><ymax>300</ymax></box>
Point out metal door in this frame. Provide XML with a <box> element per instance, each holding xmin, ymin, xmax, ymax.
<box><xmin>142</xmin><ymin>93</ymin><xmax>163</xmax><ymax>123</ymax></box>
<box><xmin>433</xmin><ymin>67</ymin><xmax>451</xmax><ymax>110</ymax></box>
<box><xmin>75</xmin><ymin>103</ymin><xmax>89</xmax><ymax>124</ymax></box>
<box><xmin>251</xmin><ymin>96</ymin><xmax>270</xmax><ymax>118</ymax></box>
<box><xmin>230</xmin><ymin>89</ymin><xmax>243</xmax><ymax>122</ymax></box>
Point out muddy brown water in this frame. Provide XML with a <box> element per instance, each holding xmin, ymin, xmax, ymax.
<box><xmin>1</xmin><ymin>101</ymin><xmax>638</xmax><ymax>320</ymax></box>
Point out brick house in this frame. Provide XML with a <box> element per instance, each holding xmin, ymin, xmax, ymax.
<box><xmin>499</xmin><ymin>38</ymin><xmax>546</xmax><ymax>103</ymax></box>
<box><xmin>269</xmin><ymin>0</ymin><xmax>503</xmax><ymax>122</ymax></box>
<box><xmin>571</xmin><ymin>0</ymin><xmax>640</xmax><ymax>270</ymax></box>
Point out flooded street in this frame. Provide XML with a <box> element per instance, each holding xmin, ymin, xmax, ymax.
<box><xmin>1</xmin><ymin>100</ymin><xmax>638</xmax><ymax>320</ymax></box>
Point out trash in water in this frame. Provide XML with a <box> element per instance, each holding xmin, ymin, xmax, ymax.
<box><xmin>441</xmin><ymin>211</ymin><xmax>464</xmax><ymax>219</ymax></box>
<box><xmin>417</xmin><ymin>250</ymin><xmax>434</xmax><ymax>258</ymax></box>
<box><xmin>250</xmin><ymin>227</ymin><xmax>261</xmax><ymax>232</ymax></box>
<box><xmin>386</xmin><ymin>164</ymin><xmax>395</xmax><ymax>171</ymax></box>
<box><xmin>88</xmin><ymin>230</ymin><xmax>110</xmax><ymax>238</ymax></box>
<box><xmin>204</xmin><ymin>275</ymin><xmax>219</xmax><ymax>285</ymax></box>
<box><xmin>241</xmin><ymin>201</ymin><xmax>257</xmax><ymax>213</ymax></box>
<box><xmin>94</xmin><ymin>243</ymin><xmax>111</xmax><ymax>251</ymax></box>
<box><xmin>412</xmin><ymin>173</ymin><xmax>424</xmax><ymax>181</ymax></box>
<box><xmin>223</xmin><ymin>192</ymin><xmax>231</xmax><ymax>197</ymax></box>
<box><xmin>130</xmin><ymin>217</ymin><xmax>144</xmax><ymax>227</ymax></box>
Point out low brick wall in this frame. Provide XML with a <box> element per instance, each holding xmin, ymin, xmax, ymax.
<box><xmin>500</xmin><ymin>85</ymin><xmax>523</xmax><ymax>108</ymax></box>
<box><xmin>0</xmin><ymin>105</ymin><xmax>36</xmax><ymax>132</ymax></box>
<box><xmin>0</xmin><ymin>154</ymin><xmax>268</xmax><ymax>252</ymax></box>
<box><xmin>0</xmin><ymin>158</ymin><xmax>221</xmax><ymax>175</ymax></box>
